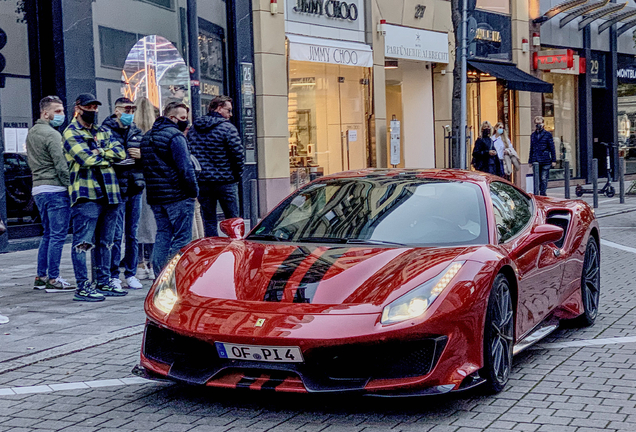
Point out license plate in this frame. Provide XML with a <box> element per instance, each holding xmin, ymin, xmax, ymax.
<box><xmin>215</xmin><ymin>342</ymin><xmax>304</xmax><ymax>363</ymax></box>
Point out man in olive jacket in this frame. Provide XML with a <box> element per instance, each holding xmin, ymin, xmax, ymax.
<box><xmin>26</xmin><ymin>96</ymin><xmax>74</xmax><ymax>291</ymax></box>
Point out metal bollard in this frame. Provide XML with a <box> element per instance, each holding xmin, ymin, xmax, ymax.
<box><xmin>619</xmin><ymin>157</ymin><xmax>625</xmax><ymax>204</ymax></box>
<box><xmin>533</xmin><ymin>162</ymin><xmax>540</xmax><ymax>195</ymax></box>
<box><xmin>250</xmin><ymin>178</ymin><xmax>259</xmax><ymax>230</ymax></box>
<box><xmin>564</xmin><ymin>160</ymin><xmax>570</xmax><ymax>199</ymax></box>
<box><xmin>592</xmin><ymin>158</ymin><xmax>598</xmax><ymax>209</ymax></box>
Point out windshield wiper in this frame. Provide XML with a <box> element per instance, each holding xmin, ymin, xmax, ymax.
<box><xmin>297</xmin><ymin>236</ymin><xmax>348</xmax><ymax>244</ymax></box>
<box><xmin>346</xmin><ymin>239</ymin><xmax>407</xmax><ymax>246</ymax></box>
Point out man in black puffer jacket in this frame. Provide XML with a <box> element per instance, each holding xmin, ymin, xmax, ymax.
<box><xmin>188</xmin><ymin>95</ymin><xmax>244</xmax><ymax>237</ymax></box>
<box><xmin>141</xmin><ymin>102</ymin><xmax>198</xmax><ymax>272</ymax></box>
<box><xmin>102</xmin><ymin>97</ymin><xmax>145</xmax><ymax>289</ymax></box>
<box><xmin>529</xmin><ymin>115</ymin><xmax>556</xmax><ymax>196</ymax></box>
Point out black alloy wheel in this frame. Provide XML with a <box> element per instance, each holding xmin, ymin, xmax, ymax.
<box><xmin>481</xmin><ymin>273</ymin><xmax>514</xmax><ymax>394</ymax></box>
<box><xmin>574</xmin><ymin>237</ymin><xmax>600</xmax><ymax>327</ymax></box>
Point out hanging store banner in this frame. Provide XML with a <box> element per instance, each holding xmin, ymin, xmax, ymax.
<box><xmin>384</xmin><ymin>24</ymin><xmax>449</xmax><ymax>63</ymax></box>
<box><xmin>533</xmin><ymin>49</ymin><xmax>574</xmax><ymax>70</ymax></box>
<box><xmin>287</xmin><ymin>34</ymin><xmax>373</xmax><ymax>67</ymax></box>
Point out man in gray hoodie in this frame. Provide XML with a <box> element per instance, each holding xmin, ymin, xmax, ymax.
<box><xmin>26</xmin><ymin>96</ymin><xmax>74</xmax><ymax>291</ymax></box>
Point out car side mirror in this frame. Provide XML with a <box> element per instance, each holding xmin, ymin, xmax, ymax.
<box><xmin>512</xmin><ymin>224</ymin><xmax>563</xmax><ymax>259</ymax></box>
<box><xmin>219</xmin><ymin>218</ymin><xmax>245</xmax><ymax>240</ymax></box>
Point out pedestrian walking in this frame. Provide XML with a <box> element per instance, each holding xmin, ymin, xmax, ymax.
<box><xmin>133</xmin><ymin>97</ymin><xmax>157</xmax><ymax>280</ymax></box>
<box><xmin>101</xmin><ymin>97</ymin><xmax>145</xmax><ymax>290</ymax></box>
<box><xmin>25</xmin><ymin>96</ymin><xmax>74</xmax><ymax>291</ymax></box>
<box><xmin>141</xmin><ymin>101</ymin><xmax>198</xmax><ymax>273</ymax></box>
<box><xmin>529</xmin><ymin>115</ymin><xmax>556</xmax><ymax>196</ymax></box>
<box><xmin>491</xmin><ymin>123</ymin><xmax>507</xmax><ymax>179</ymax></box>
<box><xmin>472</xmin><ymin>121</ymin><xmax>503</xmax><ymax>176</ymax></box>
<box><xmin>188</xmin><ymin>95</ymin><xmax>244</xmax><ymax>237</ymax></box>
<box><xmin>63</xmin><ymin>93</ymin><xmax>128</xmax><ymax>301</ymax></box>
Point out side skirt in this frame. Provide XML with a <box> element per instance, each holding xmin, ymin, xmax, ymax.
<box><xmin>513</xmin><ymin>317</ymin><xmax>560</xmax><ymax>355</ymax></box>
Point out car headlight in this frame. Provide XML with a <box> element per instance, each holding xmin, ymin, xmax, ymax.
<box><xmin>152</xmin><ymin>254</ymin><xmax>181</xmax><ymax>315</ymax></box>
<box><xmin>381</xmin><ymin>262</ymin><xmax>464</xmax><ymax>325</ymax></box>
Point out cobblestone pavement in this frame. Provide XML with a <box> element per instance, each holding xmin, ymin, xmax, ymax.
<box><xmin>0</xmin><ymin>212</ymin><xmax>635</xmax><ymax>431</ymax></box>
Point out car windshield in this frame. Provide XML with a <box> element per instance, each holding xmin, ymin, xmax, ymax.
<box><xmin>248</xmin><ymin>176</ymin><xmax>489</xmax><ymax>246</ymax></box>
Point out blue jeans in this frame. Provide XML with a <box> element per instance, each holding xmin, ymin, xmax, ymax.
<box><xmin>539</xmin><ymin>164</ymin><xmax>552</xmax><ymax>196</ymax></box>
<box><xmin>70</xmin><ymin>201</ymin><xmax>119</xmax><ymax>286</ymax></box>
<box><xmin>151</xmin><ymin>198</ymin><xmax>195</xmax><ymax>273</ymax></box>
<box><xmin>34</xmin><ymin>191</ymin><xmax>71</xmax><ymax>279</ymax></box>
<box><xmin>111</xmin><ymin>193</ymin><xmax>142</xmax><ymax>279</ymax></box>
<box><xmin>198</xmin><ymin>182</ymin><xmax>240</xmax><ymax>237</ymax></box>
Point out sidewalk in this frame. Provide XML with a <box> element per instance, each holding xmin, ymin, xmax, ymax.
<box><xmin>0</xmin><ymin>244</ymin><xmax>149</xmax><ymax>372</ymax></box>
<box><xmin>546</xmin><ymin>181</ymin><xmax>636</xmax><ymax>218</ymax></box>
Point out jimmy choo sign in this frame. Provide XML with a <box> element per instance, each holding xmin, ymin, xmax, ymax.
<box><xmin>293</xmin><ymin>0</ymin><xmax>359</xmax><ymax>21</ymax></box>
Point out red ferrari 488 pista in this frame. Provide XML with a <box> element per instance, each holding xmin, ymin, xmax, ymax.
<box><xmin>134</xmin><ymin>169</ymin><xmax>600</xmax><ymax>396</ymax></box>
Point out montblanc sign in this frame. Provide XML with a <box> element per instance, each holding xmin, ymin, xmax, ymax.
<box><xmin>293</xmin><ymin>0</ymin><xmax>359</xmax><ymax>21</ymax></box>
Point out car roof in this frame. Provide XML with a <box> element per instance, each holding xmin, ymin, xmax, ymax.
<box><xmin>320</xmin><ymin>168</ymin><xmax>493</xmax><ymax>184</ymax></box>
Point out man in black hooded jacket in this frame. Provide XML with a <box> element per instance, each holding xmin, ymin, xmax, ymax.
<box><xmin>102</xmin><ymin>97</ymin><xmax>145</xmax><ymax>290</ymax></box>
<box><xmin>188</xmin><ymin>95</ymin><xmax>244</xmax><ymax>237</ymax></box>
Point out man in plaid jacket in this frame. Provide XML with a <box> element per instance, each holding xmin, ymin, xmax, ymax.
<box><xmin>63</xmin><ymin>93</ymin><xmax>128</xmax><ymax>302</ymax></box>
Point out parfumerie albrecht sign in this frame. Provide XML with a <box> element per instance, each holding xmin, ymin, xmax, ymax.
<box><xmin>384</xmin><ymin>24</ymin><xmax>449</xmax><ymax>63</ymax></box>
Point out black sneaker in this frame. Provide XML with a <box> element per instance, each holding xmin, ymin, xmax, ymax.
<box><xmin>95</xmin><ymin>280</ymin><xmax>128</xmax><ymax>297</ymax></box>
<box><xmin>74</xmin><ymin>281</ymin><xmax>106</xmax><ymax>302</ymax></box>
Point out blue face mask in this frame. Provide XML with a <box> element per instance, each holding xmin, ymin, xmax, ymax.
<box><xmin>497</xmin><ymin>128</ymin><xmax>504</xmax><ymax>135</ymax></box>
<box><xmin>120</xmin><ymin>113</ymin><xmax>134</xmax><ymax>126</ymax></box>
<box><xmin>49</xmin><ymin>114</ymin><xmax>65</xmax><ymax>127</ymax></box>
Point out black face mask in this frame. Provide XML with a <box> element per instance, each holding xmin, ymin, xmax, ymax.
<box><xmin>176</xmin><ymin>119</ymin><xmax>189</xmax><ymax>132</ymax></box>
<box><xmin>482</xmin><ymin>129</ymin><xmax>491</xmax><ymax>137</ymax></box>
<box><xmin>80</xmin><ymin>110</ymin><xmax>97</xmax><ymax>125</ymax></box>
<box><xmin>536</xmin><ymin>124</ymin><xmax>543</xmax><ymax>131</ymax></box>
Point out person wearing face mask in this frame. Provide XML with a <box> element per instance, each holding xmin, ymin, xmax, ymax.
<box><xmin>141</xmin><ymin>101</ymin><xmax>199</xmax><ymax>273</ymax></box>
<box><xmin>101</xmin><ymin>97</ymin><xmax>146</xmax><ymax>290</ymax></box>
<box><xmin>472</xmin><ymin>121</ymin><xmax>503</xmax><ymax>176</ymax></box>
<box><xmin>529</xmin><ymin>115</ymin><xmax>556</xmax><ymax>196</ymax></box>
<box><xmin>63</xmin><ymin>93</ymin><xmax>128</xmax><ymax>302</ymax></box>
<box><xmin>187</xmin><ymin>95</ymin><xmax>244</xmax><ymax>237</ymax></box>
<box><xmin>26</xmin><ymin>96</ymin><xmax>74</xmax><ymax>292</ymax></box>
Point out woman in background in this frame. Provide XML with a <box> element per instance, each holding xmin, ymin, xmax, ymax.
<box><xmin>492</xmin><ymin>122</ymin><xmax>520</xmax><ymax>180</ymax></box>
<box><xmin>133</xmin><ymin>97</ymin><xmax>158</xmax><ymax>280</ymax></box>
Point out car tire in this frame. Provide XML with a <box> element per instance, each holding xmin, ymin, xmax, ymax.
<box><xmin>481</xmin><ymin>273</ymin><xmax>514</xmax><ymax>394</ymax></box>
<box><xmin>572</xmin><ymin>237</ymin><xmax>600</xmax><ymax>327</ymax></box>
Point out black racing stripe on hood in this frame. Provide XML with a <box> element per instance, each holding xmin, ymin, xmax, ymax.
<box><xmin>294</xmin><ymin>248</ymin><xmax>347</xmax><ymax>303</ymax></box>
<box><xmin>263</xmin><ymin>247</ymin><xmax>314</xmax><ymax>302</ymax></box>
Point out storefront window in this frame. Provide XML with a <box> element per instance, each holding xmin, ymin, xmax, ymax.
<box><xmin>288</xmin><ymin>60</ymin><xmax>372</xmax><ymax>191</ymax></box>
<box><xmin>541</xmin><ymin>73</ymin><xmax>579</xmax><ymax>178</ymax></box>
<box><xmin>121</xmin><ymin>35</ymin><xmax>190</xmax><ymax>110</ymax></box>
<box><xmin>617</xmin><ymin>83</ymin><xmax>636</xmax><ymax>174</ymax></box>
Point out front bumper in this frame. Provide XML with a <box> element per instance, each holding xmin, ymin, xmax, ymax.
<box><xmin>138</xmin><ymin>321</ymin><xmax>450</xmax><ymax>394</ymax></box>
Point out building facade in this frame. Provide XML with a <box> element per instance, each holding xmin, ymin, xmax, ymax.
<box><xmin>0</xmin><ymin>0</ymin><xmax>257</xmax><ymax>250</ymax></box>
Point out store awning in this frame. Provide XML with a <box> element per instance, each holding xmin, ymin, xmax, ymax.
<box><xmin>468</xmin><ymin>60</ymin><xmax>554</xmax><ymax>93</ymax></box>
<box><xmin>286</xmin><ymin>34</ymin><xmax>373</xmax><ymax>68</ymax></box>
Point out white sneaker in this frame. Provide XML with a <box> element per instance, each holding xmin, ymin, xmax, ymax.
<box><xmin>136</xmin><ymin>264</ymin><xmax>149</xmax><ymax>280</ymax></box>
<box><xmin>110</xmin><ymin>278</ymin><xmax>123</xmax><ymax>290</ymax></box>
<box><xmin>0</xmin><ymin>313</ymin><xmax>8</xmax><ymax>324</ymax></box>
<box><xmin>126</xmin><ymin>276</ymin><xmax>143</xmax><ymax>290</ymax></box>
<box><xmin>147</xmin><ymin>267</ymin><xmax>156</xmax><ymax>280</ymax></box>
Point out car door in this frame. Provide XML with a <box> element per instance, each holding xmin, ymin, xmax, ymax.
<box><xmin>490</xmin><ymin>182</ymin><xmax>565</xmax><ymax>338</ymax></box>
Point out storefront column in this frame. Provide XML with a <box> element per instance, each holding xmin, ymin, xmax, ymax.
<box><xmin>579</xmin><ymin>26</ymin><xmax>593</xmax><ymax>182</ymax></box>
<box><xmin>252</xmin><ymin>0</ymin><xmax>288</xmax><ymax>214</ymax></box>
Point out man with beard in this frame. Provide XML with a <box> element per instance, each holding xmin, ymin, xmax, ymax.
<box><xmin>63</xmin><ymin>94</ymin><xmax>128</xmax><ymax>301</ymax></box>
